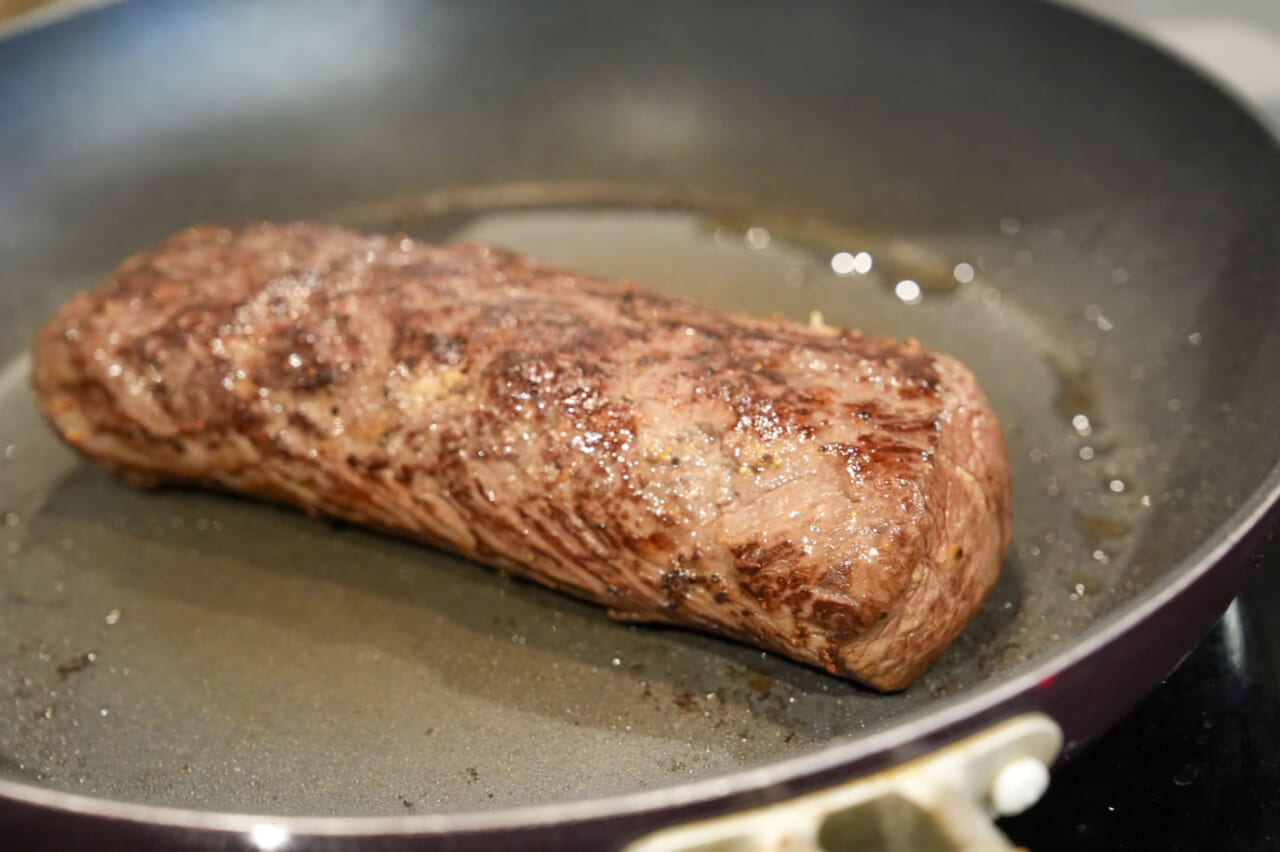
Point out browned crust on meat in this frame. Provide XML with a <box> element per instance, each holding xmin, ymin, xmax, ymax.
<box><xmin>30</xmin><ymin>223</ymin><xmax>1011</xmax><ymax>690</ymax></box>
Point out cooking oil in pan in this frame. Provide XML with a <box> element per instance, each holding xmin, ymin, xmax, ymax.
<box><xmin>0</xmin><ymin>189</ymin><xmax>1192</xmax><ymax>816</ymax></box>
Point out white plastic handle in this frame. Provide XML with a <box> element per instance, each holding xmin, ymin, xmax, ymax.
<box><xmin>624</xmin><ymin>713</ymin><xmax>1063</xmax><ymax>852</ymax></box>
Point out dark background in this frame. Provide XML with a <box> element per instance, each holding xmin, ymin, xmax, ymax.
<box><xmin>1003</xmin><ymin>542</ymin><xmax>1280</xmax><ymax>851</ymax></box>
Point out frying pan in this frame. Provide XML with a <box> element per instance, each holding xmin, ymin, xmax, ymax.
<box><xmin>0</xmin><ymin>0</ymin><xmax>1277</xmax><ymax>848</ymax></box>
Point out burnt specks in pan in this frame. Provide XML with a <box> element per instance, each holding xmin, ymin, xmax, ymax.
<box><xmin>56</xmin><ymin>651</ymin><xmax>97</xmax><ymax>681</ymax></box>
<box><xmin>672</xmin><ymin>693</ymin><xmax>698</xmax><ymax>712</ymax></box>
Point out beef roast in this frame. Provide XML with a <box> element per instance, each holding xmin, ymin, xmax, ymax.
<box><xmin>31</xmin><ymin>223</ymin><xmax>1011</xmax><ymax>690</ymax></box>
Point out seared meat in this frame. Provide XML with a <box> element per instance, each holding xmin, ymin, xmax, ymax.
<box><xmin>31</xmin><ymin>223</ymin><xmax>1010</xmax><ymax>690</ymax></box>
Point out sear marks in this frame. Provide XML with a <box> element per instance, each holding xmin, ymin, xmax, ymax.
<box><xmin>30</xmin><ymin>223</ymin><xmax>1010</xmax><ymax>690</ymax></box>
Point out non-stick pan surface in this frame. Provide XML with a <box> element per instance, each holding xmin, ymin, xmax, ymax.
<box><xmin>0</xmin><ymin>0</ymin><xmax>1277</xmax><ymax>844</ymax></box>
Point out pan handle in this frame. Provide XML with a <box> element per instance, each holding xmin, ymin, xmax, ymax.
<box><xmin>623</xmin><ymin>713</ymin><xmax>1061</xmax><ymax>852</ymax></box>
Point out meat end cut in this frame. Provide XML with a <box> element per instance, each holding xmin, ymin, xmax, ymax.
<box><xmin>31</xmin><ymin>223</ymin><xmax>1011</xmax><ymax>690</ymax></box>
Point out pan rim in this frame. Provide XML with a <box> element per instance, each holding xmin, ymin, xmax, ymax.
<box><xmin>1</xmin><ymin>0</ymin><xmax>1279</xmax><ymax>839</ymax></box>
<box><xmin>1047</xmin><ymin>0</ymin><xmax>1280</xmax><ymax>143</ymax></box>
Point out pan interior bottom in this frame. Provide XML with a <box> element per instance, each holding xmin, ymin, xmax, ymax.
<box><xmin>0</xmin><ymin>202</ymin><xmax>1147</xmax><ymax>816</ymax></box>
